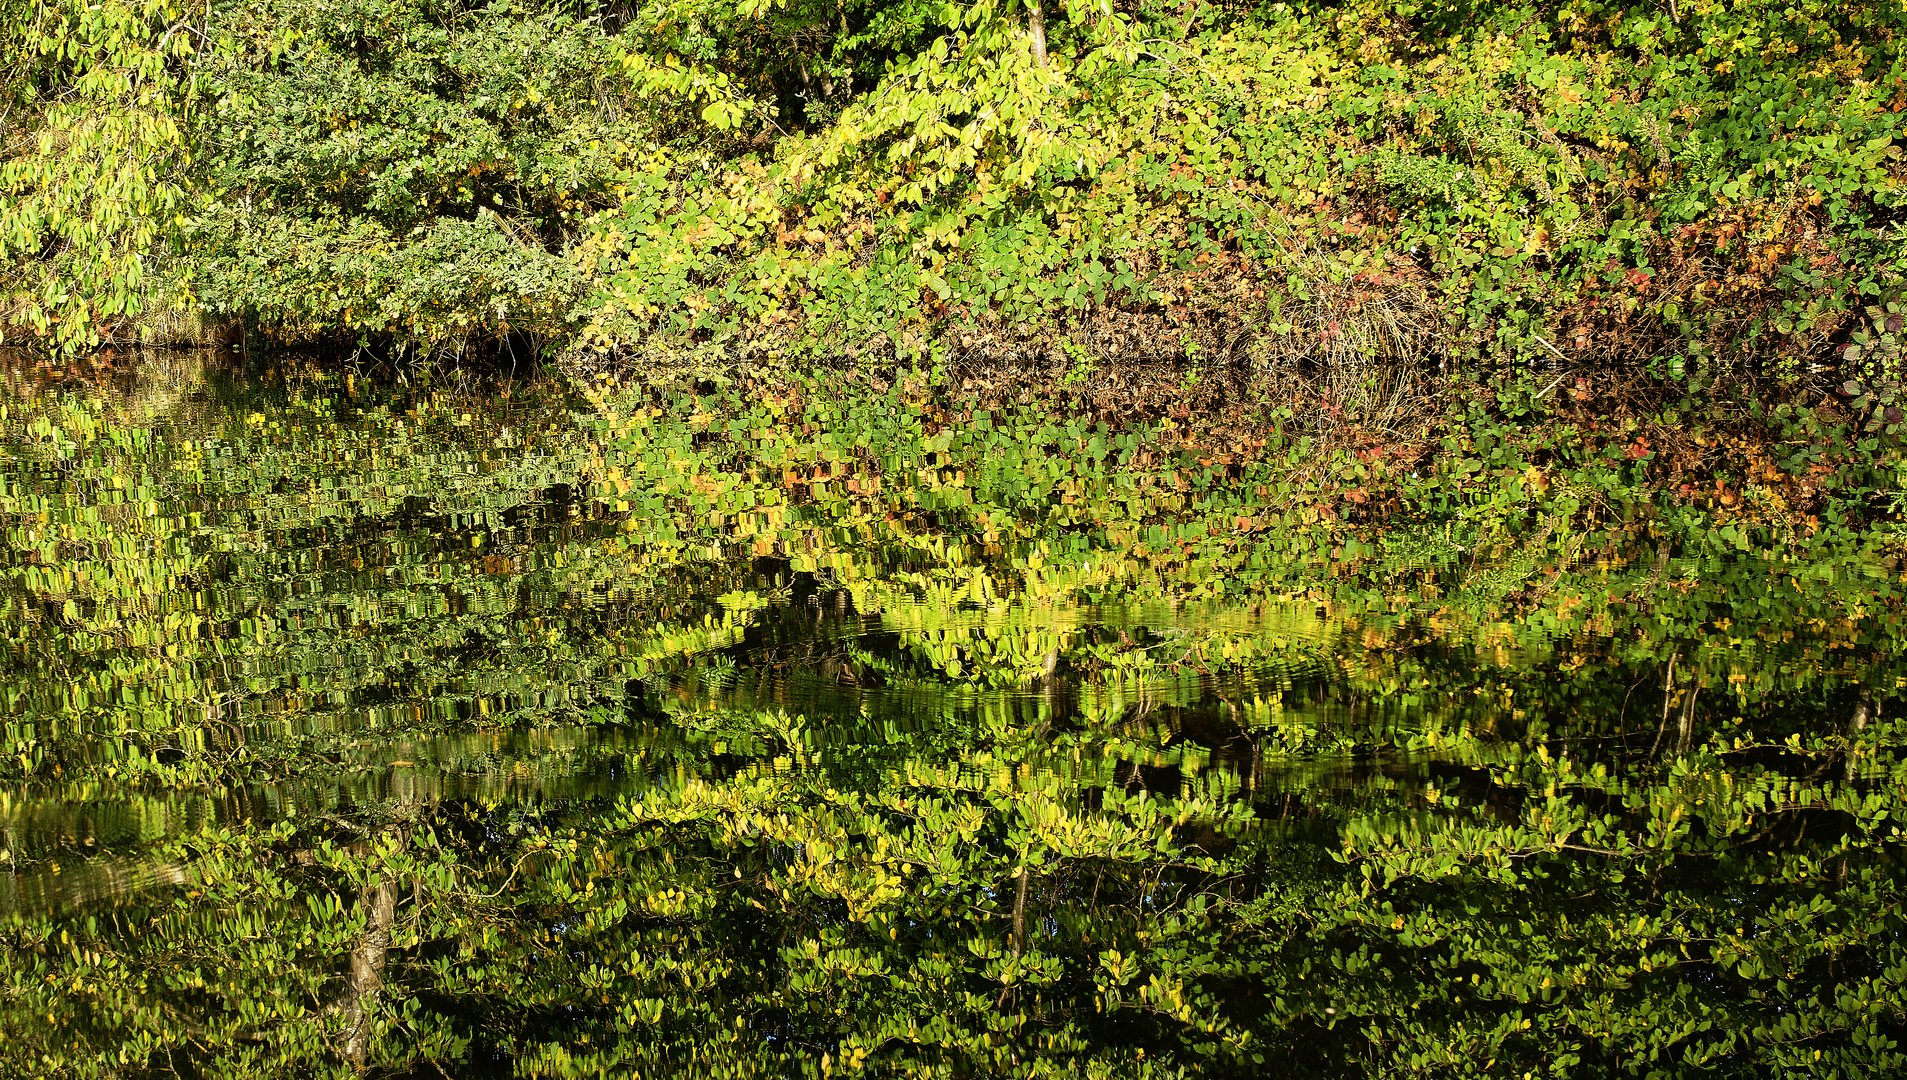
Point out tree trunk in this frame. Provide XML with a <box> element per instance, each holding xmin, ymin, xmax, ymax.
<box><xmin>1027</xmin><ymin>0</ymin><xmax>1048</xmax><ymax>67</ymax></box>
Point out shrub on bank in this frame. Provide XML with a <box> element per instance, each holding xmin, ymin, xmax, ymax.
<box><xmin>4</xmin><ymin>0</ymin><xmax>1905</xmax><ymax>383</ymax></box>
<box><xmin>572</xmin><ymin>0</ymin><xmax>1907</xmax><ymax>382</ymax></box>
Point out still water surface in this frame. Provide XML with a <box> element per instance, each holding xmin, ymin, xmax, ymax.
<box><xmin>1</xmin><ymin>354</ymin><xmax>1902</xmax><ymax>1076</ymax></box>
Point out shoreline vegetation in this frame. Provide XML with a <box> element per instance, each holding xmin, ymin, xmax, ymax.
<box><xmin>7</xmin><ymin>0</ymin><xmax>1907</xmax><ymax>534</ymax></box>
<box><xmin>3</xmin><ymin>0</ymin><xmax>1905</xmax><ymax>389</ymax></box>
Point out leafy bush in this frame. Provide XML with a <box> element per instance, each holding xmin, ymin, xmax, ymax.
<box><xmin>568</xmin><ymin>0</ymin><xmax>1907</xmax><ymax>389</ymax></box>
<box><xmin>6</xmin><ymin>0</ymin><xmax>1907</xmax><ymax>374</ymax></box>
<box><xmin>179</xmin><ymin>0</ymin><xmax>660</xmax><ymax>347</ymax></box>
<box><xmin>0</xmin><ymin>0</ymin><xmax>195</xmax><ymax>348</ymax></box>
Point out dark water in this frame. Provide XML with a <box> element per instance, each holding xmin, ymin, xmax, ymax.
<box><xmin>1</xmin><ymin>354</ymin><xmax>1903</xmax><ymax>1077</ymax></box>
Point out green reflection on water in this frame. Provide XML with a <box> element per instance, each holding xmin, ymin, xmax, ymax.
<box><xmin>0</xmin><ymin>354</ymin><xmax>1903</xmax><ymax>1077</ymax></box>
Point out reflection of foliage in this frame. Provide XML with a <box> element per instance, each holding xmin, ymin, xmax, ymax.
<box><xmin>1842</xmin><ymin>302</ymin><xmax>1907</xmax><ymax>439</ymax></box>
<box><xmin>0</xmin><ymin>359</ymin><xmax>1903</xmax><ymax>1075</ymax></box>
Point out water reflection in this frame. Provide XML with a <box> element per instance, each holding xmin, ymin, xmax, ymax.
<box><xmin>0</xmin><ymin>351</ymin><xmax>1902</xmax><ymax>1076</ymax></box>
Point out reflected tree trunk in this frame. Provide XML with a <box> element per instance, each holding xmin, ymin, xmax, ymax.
<box><xmin>998</xmin><ymin>862</ymin><xmax>1033</xmax><ymax>1008</ymax></box>
<box><xmin>1676</xmin><ymin>685</ymin><xmax>1699</xmax><ymax>755</ymax></box>
<box><xmin>1650</xmin><ymin>652</ymin><xmax>1678</xmax><ymax>756</ymax></box>
<box><xmin>1847</xmin><ymin>687</ymin><xmax>1875</xmax><ymax>784</ymax></box>
<box><xmin>340</xmin><ymin>876</ymin><xmax>398</xmax><ymax>1070</ymax></box>
<box><xmin>1010</xmin><ymin>864</ymin><xmax>1029</xmax><ymax>959</ymax></box>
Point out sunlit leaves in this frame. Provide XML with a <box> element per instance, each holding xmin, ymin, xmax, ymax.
<box><xmin>1</xmin><ymin>0</ymin><xmax>196</xmax><ymax>348</ymax></box>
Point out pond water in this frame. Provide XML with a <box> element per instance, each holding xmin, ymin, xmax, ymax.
<box><xmin>1</xmin><ymin>354</ymin><xmax>1903</xmax><ymax>1077</ymax></box>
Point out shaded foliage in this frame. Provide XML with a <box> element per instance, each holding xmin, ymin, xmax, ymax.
<box><xmin>0</xmin><ymin>356</ymin><xmax>1903</xmax><ymax>1075</ymax></box>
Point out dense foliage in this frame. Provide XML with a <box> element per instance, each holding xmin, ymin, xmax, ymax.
<box><xmin>4</xmin><ymin>0</ymin><xmax>1906</xmax><ymax>379</ymax></box>
<box><xmin>7</xmin><ymin>0</ymin><xmax>1907</xmax><ymax>1068</ymax></box>
<box><xmin>0</xmin><ymin>0</ymin><xmax>194</xmax><ymax>346</ymax></box>
<box><xmin>0</xmin><ymin>357</ymin><xmax>1904</xmax><ymax>1075</ymax></box>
